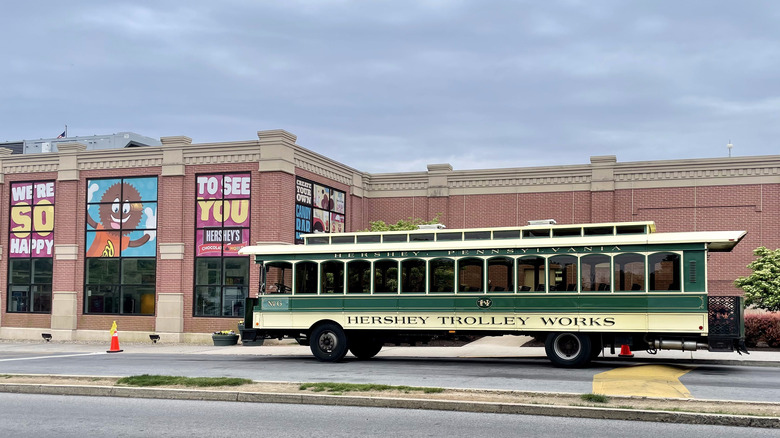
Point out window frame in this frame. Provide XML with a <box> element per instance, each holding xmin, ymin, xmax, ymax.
<box><xmin>193</xmin><ymin>172</ymin><xmax>251</xmax><ymax>317</ymax></box>
<box><xmin>84</xmin><ymin>177</ymin><xmax>158</xmax><ymax>316</ymax></box>
<box><xmin>7</xmin><ymin>180</ymin><xmax>56</xmax><ymax>313</ymax></box>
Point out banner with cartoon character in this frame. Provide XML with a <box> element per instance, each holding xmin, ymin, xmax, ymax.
<box><xmin>86</xmin><ymin>177</ymin><xmax>157</xmax><ymax>257</ymax></box>
<box><xmin>195</xmin><ymin>173</ymin><xmax>251</xmax><ymax>256</ymax></box>
<box><xmin>10</xmin><ymin>181</ymin><xmax>55</xmax><ymax>258</ymax></box>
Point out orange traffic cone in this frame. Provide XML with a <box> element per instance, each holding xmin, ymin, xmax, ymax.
<box><xmin>107</xmin><ymin>321</ymin><xmax>123</xmax><ymax>353</ymax></box>
<box><xmin>618</xmin><ymin>344</ymin><xmax>634</xmax><ymax>358</ymax></box>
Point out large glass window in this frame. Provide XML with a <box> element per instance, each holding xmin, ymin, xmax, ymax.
<box><xmin>615</xmin><ymin>254</ymin><xmax>645</xmax><ymax>291</ymax></box>
<box><xmin>295</xmin><ymin>177</ymin><xmax>347</xmax><ymax>244</ymax></box>
<box><xmin>9</xmin><ymin>259</ymin><xmax>52</xmax><ymax>312</ymax></box>
<box><xmin>85</xmin><ymin>177</ymin><xmax>157</xmax><ymax>315</ymax></box>
<box><xmin>649</xmin><ymin>253</ymin><xmax>681</xmax><ymax>291</ymax></box>
<box><xmin>8</xmin><ymin>181</ymin><xmax>55</xmax><ymax>313</ymax></box>
<box><xmin>549</xmin><ymin>255</ymin><xmax>577</xmax><ymax>292</ymax></box>
<box><xmin>429</xmin><ymin>258</ymin><xmax>454</xmax><ymax>293</ymax></box>
<box><xmin>194</xmin><ymin>258</ymin><xmax>248</xmax><ymax>316</ymax></box>
<box><xmin>194</xmin><ymin>173</ymin><xmax>251</xmax><ymax>316</ymax></box>
<box><xmin>581</xmin><ymin>255</ymin><xmax>611</xmax><ymax>292</ymax></box>
<box><xmin>487</xmin><ymin>257</ymin><xmax>513</xmax><ymax>292</ymax></box>
<box><xmin>518</xmin><ymin>256</ymin><xmax>545</xmax><ymax>292</ymax></box>
<box><xmin>401</xmin><ymin>259</ymin><xmax>426</xmax><ymax>293</ymax></box>
<box><xmin>458</xmin><ymin>258</ymin><xmax>484</xmax><ymax>292</ymax></box>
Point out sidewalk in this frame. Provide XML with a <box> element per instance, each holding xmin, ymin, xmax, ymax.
<box><xmin>1</xmin><ymin>335</ymin><xmax>778</xmax><ymax>366</ymax></box>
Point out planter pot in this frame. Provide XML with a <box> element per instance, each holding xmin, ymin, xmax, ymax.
<box><xmin>212</xmin><ymin>334</ymin><xmax>239</xmax><ymax>346</ymax></box>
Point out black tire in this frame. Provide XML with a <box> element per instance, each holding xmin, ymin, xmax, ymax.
<box><xmin>545</xmin><ymin>332</ymin><xmax>593</xmax><ymax>367</ymax></box>
<box><xmin>309</xmin><ymin>323</ymin><xmax>349</xmax><ymax>362</ymax></box>
<box><xmin>349</xmin><ymin>339</ymin><xmax>383</xmax><ymax>360</ymax></box>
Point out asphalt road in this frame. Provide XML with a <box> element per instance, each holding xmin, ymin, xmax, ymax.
<box><xmin>1</xmin><ymin>350</ymin><xmax>778</xmax><ymax>403</ymax></box>
<box><xmin>1</xmin><ymin>392</ymin><xmax>778</xmax><ymax>438</ymax></box>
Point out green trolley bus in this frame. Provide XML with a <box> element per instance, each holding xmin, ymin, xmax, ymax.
<box><xmin>239</xmin><ymin>220</ymin><xmax>748</xmax><ymax>367</ymax></box>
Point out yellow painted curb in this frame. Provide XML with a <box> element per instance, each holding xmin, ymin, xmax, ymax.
<box><xmin>593</xmin><ymin>364</ymin><xmax>695</xmax><ymax>398</ymax></box>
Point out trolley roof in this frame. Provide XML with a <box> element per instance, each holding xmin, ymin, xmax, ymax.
<box><xmin>240</xmin><ymin>221</ymin><xmax>747</xmax><ymax>258</ymax></box>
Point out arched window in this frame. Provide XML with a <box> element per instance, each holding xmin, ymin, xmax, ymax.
<box><xmin>320</xmin><ymin>261</ymin><xmax>344</xmax><ymax>294</ymax></box>
<box><xmin>458</xmin><ymin>258</ymin><xmax>484</xmax><ymax>292</ymax></box>
<box><xmin>347</xmin><ymin>260</ymin><xmax>371</xmax><ymax>294</ymax></box>
<box><xmin>649</xmin><ymin>253</ymin><xmax>681</xmax><ymax>291</ymax></box>
<box><xmin>614</xmin><ymin>253</ymin><xmax>645</xmax><ymax>291</ymax></box>
<box><xmin>374</xmin><ymin>259</ymin><xmax>398</xmax><ymax>293</ymax></box>
<box><xmin>295</xmin><ymin>261</ymin><xmax>318</xmax><ymax>294</ymax></box>
<box><xmin>549</xmin><ymin>255</ymin><xmax>577</xmax><ymax>292</ymax></box>
<box><xmin>401</xmin><ymin>259</ymin><xmax>426</xmax><ymax>293</ymax></box>
<box><xmin>487</xmin><ymin>257</ymin><xmax>513</xmax><ymax>292</ymax></box>
<box><xmin>580</xmin><ymin>254</ymin><xmax>611</xmax><ymax>292</ymax></box>
<box><xmin>429</xmin><ymin>258</ymin><xmax>454</xmax><ymax>293</ymax></box>
<box><xmin>265</xmin><ymin>261</ymin><xmax>292</xmax><ymax>294</ymax></box>
<box><xmin>517</xmin><ymin>256</ymin><xmax>545</xmax><ymax>292</ymax></box>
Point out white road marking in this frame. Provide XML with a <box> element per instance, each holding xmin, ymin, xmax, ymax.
<box><xmin>0</xmin><ymin>352</ymin><xmax>105</xmax><ymax>362</ymax></box>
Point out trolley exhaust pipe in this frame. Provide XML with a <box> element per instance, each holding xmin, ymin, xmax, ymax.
<box><xmin>653</xmin><ymin>340</ymin><xmax>709</xmax><ymax>351</ymax></box>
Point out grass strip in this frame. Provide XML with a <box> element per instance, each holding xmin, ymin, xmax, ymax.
<box><xmin>117</xmin><ymin>374</ymin><xmax>252</xmax><ymax>387</ymax></box>
<box><xmin>299</xmin><ymin>382</ymin><xmax>444</xmax><ymax>394</ymax></box>
<box><xmin>580</xmin><ymin>393</ymin><xmax>609</xmax><ymax>403</ymax></box>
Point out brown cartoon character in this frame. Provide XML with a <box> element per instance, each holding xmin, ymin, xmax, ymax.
<box><xmin>86</xmin><ymin>182</ymin><xmax>156</xmax><ymax>257</ymax></box>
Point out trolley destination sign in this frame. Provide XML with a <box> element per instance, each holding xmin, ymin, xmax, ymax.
<box><xmin>331</xmin><ymin>247</ymin><xmax>626</xmax><ymax>259</ymax></box>
<box><xmin>321</xmin><ymin>244</ymin><xmax>702</xmax><ymax>261</ymax></box>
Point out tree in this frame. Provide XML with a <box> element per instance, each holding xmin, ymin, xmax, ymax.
<box><xmin>734</xmin><ymin>247</ymin><xmax>780</xmax><ymax>312</ymax></box>
<box><xmin>363</xmin><ymin>214</ymin><xmax>442</xmax><ymax>231</ymax></box>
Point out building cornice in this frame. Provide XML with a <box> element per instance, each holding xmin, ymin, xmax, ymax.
<box><xmin>2</xmin><ymin>132</ymin><xmax>779</xmax><ymax>197</ymax></box>
<box><xmin>182</xmin><ymin>141</ymin><xmax>262</xmax><ymax>166</ymax></box>
<box><xmin>293</xmin><ymin>144</ymin><xmax>358</xmax><ymax>187</ymax></box>
<box><xmin>613</xmin><ymin>155</ymin><xmax>780</xmax><ymax>188</ymax></box>
<box><xmin>361</xmin><ymin>155</ymin><xmax>780</xmax><ymax>197</ymax></box>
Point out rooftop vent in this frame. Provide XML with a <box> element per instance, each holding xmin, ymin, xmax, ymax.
<box><xmin>22</xmin><ymin>132</ymin><xmax>161</xmax><ymax>154</ymax></box>
<box><xmin>527</xmin><ymin>219</ymin><xmax>557</xmax><ymax>226</ymax></box>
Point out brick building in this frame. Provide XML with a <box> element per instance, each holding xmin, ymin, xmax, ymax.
<box><xmin>0</xmin><ymin>129</ymin><xmax>777</xmax><ymax>342</ymax></box>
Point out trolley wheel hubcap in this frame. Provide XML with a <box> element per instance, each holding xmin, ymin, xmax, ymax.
<box><xmin>319</xmin><ymin>332</ymin><xmax>337</xmax><ymax>353</ymax></box>
<box><xmin>554</xmin><ymin>334</ymin><xmax>582</xmax><ymax>359</ymax></box>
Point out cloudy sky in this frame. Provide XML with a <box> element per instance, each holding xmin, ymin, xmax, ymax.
<box><xmin>3</xmin><ymin>1</ymin><xmax>778</xmax><ymax>173</ymax></box>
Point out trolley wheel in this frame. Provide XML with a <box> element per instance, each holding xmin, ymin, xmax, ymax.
<box><xmin>309</xmin><ymin>323</ymin><xmax>349</xmax><ymax>362</ymax></box>
<box><xmin>545</xmin><ymin>332</ymin><xmax>593</xmax><ymax>368</ymax></box>
<box><xmin>348</xmin><ymin>338</ymin><xmax>383</xmax><ymax>360</ymax></box>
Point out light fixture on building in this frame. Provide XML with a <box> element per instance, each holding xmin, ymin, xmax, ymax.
<box><xmin>41</xmin><ymin>333</ymin><xmax>52</xmax><ymax>342</ymax></box>
<box><xmin>149</xmin><ymin>334</ymin><xmax>160</xmax><ymax>343</ymax></box>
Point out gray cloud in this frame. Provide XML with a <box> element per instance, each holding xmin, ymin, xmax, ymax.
<box><xmin>2</xmin><ymin>1</ymin><xmax>778</xmax><ymax>172</ymax></box>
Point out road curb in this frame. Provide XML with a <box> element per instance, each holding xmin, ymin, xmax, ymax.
<box><xmin>1</xmin><ymin>383</ymin><xmax>778</xmax><ymax>429</ymax></box>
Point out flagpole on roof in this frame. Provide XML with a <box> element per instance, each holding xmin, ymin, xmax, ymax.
<box><xmin>65</xmin><ymin>125</ymin><xmax>68</xmax><ymax>137</ymax></box>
